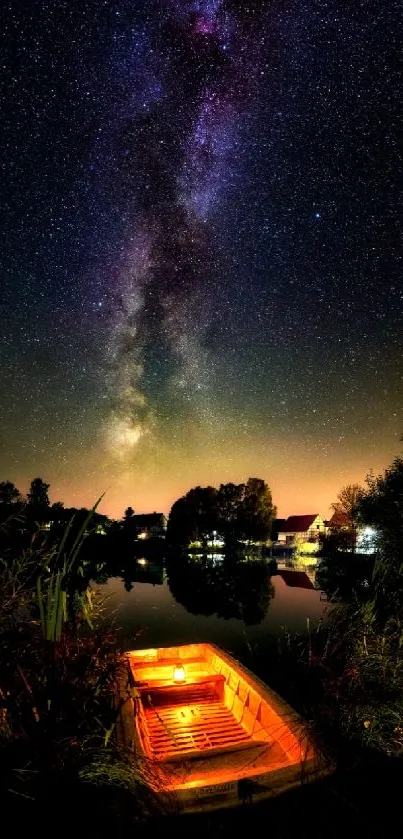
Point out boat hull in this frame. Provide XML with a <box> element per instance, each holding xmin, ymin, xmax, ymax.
<box><xmin>118</xmin><ymin>643</ymin><xmax>331</xmax><ymax>813</ymax></box>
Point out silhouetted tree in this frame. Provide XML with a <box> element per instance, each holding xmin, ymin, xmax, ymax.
<box><xmin>330</xmin><ymin>483</ymin><xmax>364</xmax><ymax>552</ymax></box>
<box><xmin>51</xmin><ymin>501</ymin><xmax>64</xmax><ymax>519</ymax></box>
<box><xmin>359</xmin><ymin>457</ymin><xmax>403</xmax><ymax>622</ymax></box>
<box><xmin>0</xmin><ymin>481</ymin><xmax>21</xmax><ymax>505</ymax></box>
<box><xmin>124</xmin><ymin>506</ymin><xmax>135</xmax><ymax>521</ymax></box>
<box><xmin>316</xmin><ymin>551</ymin><xmax>374</xmax><ymax>602</ymax></box>
<box><xmin>167</xmin><ymin>486</ymin><xmax>218</xmax><ymax>547</ymax></box>
<box><xmin>27</xmin><ymin>477</ymin><xmax>50</xmax><ymax>508</ymax></box>
<box><xmin>217</xmin><ymin>482</ymin><xmax>245</xmax><ymax>544</ymax></box>
<box><xmin>0</xmin><ymin>480</ymin><xmax>25</xmax><ymax>544</ymax></box>
<box><xmin>168</xmin><ymin>478</ymin><xmax>276</xmax><ymax>549</ymax></box>
<box><xmin>237</xmin><ymin>478</ymin><xmax>276</xmax><ymax>543</ymax></box>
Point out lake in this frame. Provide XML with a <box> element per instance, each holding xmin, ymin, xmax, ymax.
<box><xmin>98</xmin><ymin>556</ymin><xmax>327</xmax><ymax>677</ymax></box>
<box><xmin>96</xmin><ymin>557</ymin><xmax>387</xmax><ymax>836</ymax></box>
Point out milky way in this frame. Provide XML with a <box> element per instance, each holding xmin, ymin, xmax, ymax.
<box><xmin>1</xmin><ymin>1</ymin><xmax>402</xmax><ymax>517</ymax></box>
<box><xmin>105</xmin><ymin>0</ymin><xmax>253</xmax><ymax>457</ymax></box>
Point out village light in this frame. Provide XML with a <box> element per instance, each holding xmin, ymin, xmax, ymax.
<box><xmin>363</xmin><ymin>527</ymin><xmax>375</xmax><ymax>537</ymax></box>
<box><xmin>173</xmin><ymin>664</ymin><xmax>186</xmax><ymax>684</ymax></box>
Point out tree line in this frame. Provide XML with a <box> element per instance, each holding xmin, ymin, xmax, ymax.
<box><xmin>0</xmin><ymin>477</ymin><xmax>51</xmax><ymax>508</ymax></box>
<box><xmin>317</xmin><ymin>456</ymin><xmax>403</xmax><ymax>619</ymax></box>
<box><xmin>167</xmin><ymin>477</ymin><xmax>276</xmax><ymax>548</ymax></box>
<box><xmin>0</xmin><ymin>478</ymin><xmax>109</xmax><ymax>562</ymax></box>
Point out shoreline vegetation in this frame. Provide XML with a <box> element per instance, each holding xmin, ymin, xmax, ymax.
<box><xmin>1</xmin><ymin>457</ymin><xmax>403</xmax><ymax>832</ymax></box>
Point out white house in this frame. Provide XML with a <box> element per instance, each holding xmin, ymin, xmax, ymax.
<box><xmin>277</xmin><ymin>514</ymin><xmax>326</xmax><ymax>547</ymax></box>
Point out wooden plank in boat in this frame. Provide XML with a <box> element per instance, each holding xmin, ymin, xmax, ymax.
<box><xmin>141</xmin><ymin>697</ymin><xmax>270</xmax><ymax>762</ymax></box>
<box><xmin>129</xmin><ymin>654</ymin><xmax>206</xmax><ymax>671</ymax></box>
<box><xmin>137</xmin><ymin>673</ymin><xmax>225</xmax><ymax>692</ymax></box>
<box><xmin>153</xmin><ymin>738</ymin><xmax>267</xmax><ymax>763</ymax></box>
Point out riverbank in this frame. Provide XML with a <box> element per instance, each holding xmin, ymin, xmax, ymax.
<box><xmin>1</xmin><ymin>587</ymin><xmax>402</xmax><ymax>836</ymax></box>
<box><xmin>1</xmin><ymin>514</ymin><xmax>402</xmax><ymax>833</ymax></box>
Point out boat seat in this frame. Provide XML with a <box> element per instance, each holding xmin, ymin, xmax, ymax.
<box><xmin>129</xmin><ymin>656</ymin><xmax>210</xmax><ymax>686</ymax></box>
<box><xmin>137</xmin><ymin>674</ymin><xmax>225</xmax><ymax>705</ymax></box>
<box><xmin>129</xmin><ymin>655</ymin><xmax>207</xmax><ymax>673</ymax></box>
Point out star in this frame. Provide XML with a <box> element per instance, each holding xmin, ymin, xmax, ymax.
<box><xmin>0</xmin><ymin>0</ymin><xmax>400</xmax><ymax>519</ymax></box>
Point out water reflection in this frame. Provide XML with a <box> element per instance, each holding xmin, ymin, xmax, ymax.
<box><xmin>275</xmin><ymin>558</ymin><xmax>318</xmax><ymax>589</ymax></box>
<box><xmin>122</xmin><ymin>559</ymin><xmax>164</xmax><ymax>592</ymax></box>
<box><xmin>276</xmin><ymin>569</ymin><xmax>316</xmax><ymax>590</ymax></box>
<box><xmin>94</xmin><ymin>555</ymin><xmax>326</xmax><ymax>656</ymax></box>
<box><xmin>166</xmin><ymin>555</ymin><xmax>275</xmax><ymax>625</ymax></box>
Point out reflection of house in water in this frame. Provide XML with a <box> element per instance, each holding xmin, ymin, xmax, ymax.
<box><xmin>276</xmin><ymin>556</ymin><xmax>317</xmax><ymax>587</ymax></box>
<box><xmin>123</xmin><ymin>559</ymin><xmax>165</xmax><ymax>590</ymax></box>
<box><xmin>188</xmin><ymin>553</ymin><xmax>225</xmax><ymax>563</ymax></box>
<box><xmin>277</xmin><ymin>569</ymin><xmax>316</xmax><ymax>591</ymax></box>
<box><xmin>189</xmin><ymin>532</ymin><xmax>225</xmax><ymax>550</ymax></box>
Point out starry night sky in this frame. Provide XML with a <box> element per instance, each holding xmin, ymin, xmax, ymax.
<box><xmin>1</xmin><ymin>0</ymin><xmax>402</xmax><ymax>518</ymax></box>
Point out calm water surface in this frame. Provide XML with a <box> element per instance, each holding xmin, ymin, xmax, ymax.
<box><xmin>98</xmin><ymin>557</ymin><xmax>327</xmax><ymax>669</ymax></box>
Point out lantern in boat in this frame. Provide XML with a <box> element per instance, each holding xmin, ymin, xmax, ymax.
<box><xmin>173</xmin><ymin>664</ymin><xmax>186</xmax><ymax>684</ymax></box>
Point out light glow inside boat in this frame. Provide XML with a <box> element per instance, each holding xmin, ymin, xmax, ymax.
<box><xmin>120</xmin><ymin>643</ymin><xmax>329</xmax><ymax>812</ymax></box>
<box><xmin>173</xmin><ymin>664</ymin><xmax>186</xmax><ymax>684</ymax></box>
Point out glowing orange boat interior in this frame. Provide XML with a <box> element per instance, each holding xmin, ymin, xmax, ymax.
<box><xmin>119</xmin><ymin>643</ymin><xmax>329</xmax><ymax>812</ymax></box>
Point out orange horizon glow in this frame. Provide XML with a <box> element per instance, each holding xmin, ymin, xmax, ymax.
<box><xmin>9</xmin><ymin>432</ymin><xmax>398</xmax><ymax>522</ymax></box>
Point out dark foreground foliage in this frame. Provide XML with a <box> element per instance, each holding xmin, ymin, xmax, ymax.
<box><xmin>0</xmin><ymin>511</ymin><xmax>165</xmax><ymax>832</ymax></box>
<box><xmin>2</xmin><ymin>453</ymin><xmax>403</xmax><ymax>834</ymax></box>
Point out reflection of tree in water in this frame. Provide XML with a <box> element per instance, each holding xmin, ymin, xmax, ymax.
<box><xmin>232</xmin><ymin>561</ymin><xmax>275</xmax><ymax>625</ymax></box>
<box><xmin>166</xmin><ymin>557</ymin><xmax>274</xmax><ymax>625</ymax></box>
<box><xmin>123</xmin><ymin>568</ymin><xmax>134</xmax><ymax>592</ymax></box>
<box><xmin>166</xmin><ymin>557</ymin><xmax>217</xmax><ymax>617</ymax></box>
<box><xmin>121</xmin><ymin>561</ymin><xmax>165</xmax><ymax>592</ymax></box>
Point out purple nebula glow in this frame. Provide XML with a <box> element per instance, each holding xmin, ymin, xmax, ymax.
<box><xmin>193</xmin><ymin>16</ymin><xmax>216</xmax><ymax>35</ymax></box>
<box><xmin>180</xmin><ymin>89</ymin><xmax>237</xmax><ymax>220</ymax></box>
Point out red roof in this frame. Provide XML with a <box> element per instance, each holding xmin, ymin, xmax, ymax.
<box><xmin>280</xmin><ymin>514</ymin><xmax>320</xmax><ymax>532</ymax></box>
<box><xmin>329</xmin><ymin>511</ymin><xmax>350</xmax><ymax>528</ymax></box>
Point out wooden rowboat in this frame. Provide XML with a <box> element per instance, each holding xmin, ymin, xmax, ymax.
<box><xmin>118</xmin><ymin>643</ymin><xmax>329</xmax><ymax>813</ymax></box>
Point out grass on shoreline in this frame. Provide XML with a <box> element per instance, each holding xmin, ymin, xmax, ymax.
<box><xmin>1</xmin><ymin>504</ymin><xmax>403</xmax><ymax>833</ymax></box>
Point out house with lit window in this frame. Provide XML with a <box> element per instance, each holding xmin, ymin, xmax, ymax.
<box><xmin>129</xmin><ymin>513</ymin><xmax>167</xmax><ymax>540</ymax></box>
<box><xmin>276</xmin><ymin>514</ymin><xmax>327</xmax><ymax>554</ymax></box>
